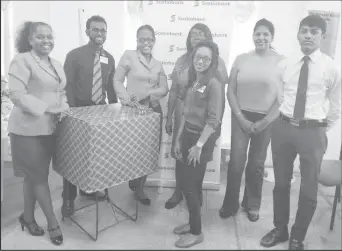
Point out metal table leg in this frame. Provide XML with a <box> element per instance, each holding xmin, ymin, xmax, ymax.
<box><xmin>63</xmin><ymin>188</ymin><xmax>138</xmax><ymax>241</ymax></box>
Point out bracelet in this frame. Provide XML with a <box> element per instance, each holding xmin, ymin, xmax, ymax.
<box><xmin>196</xmin><ymin>141</ymin><xmax>204</xmax><ymax>148</ymax></box>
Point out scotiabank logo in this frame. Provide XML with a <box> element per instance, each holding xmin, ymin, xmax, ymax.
<box><xmin>170</xmin><ymin>15</ymin><xmax>205</xmax><ymax>22</ymax></box>
<box><xmin>148</xmin><ymin>0</ymin><xmax>184</xmax><ymax>5</ymax></box>
<box><xmin>162</xmin><ymin>61</ymin><xmax>176</xmax><ymax>66</ymax></box>
<box><xmin>212</xmin><ymin>32</ymin><xmax>228</xmax><ymax>38</ymax></box>
<box><xmin>169</xmin><ymin>45</ymin><xmax>187</xmax><ymax>52</ymax></box>
<box><xmin>155</xmin><ymin>31</ymin><xmax>183</xmax><ymax>36</ymax></box>
<box><xmin>194</xmin><ymin>0</ymin><xmax>231</xmax><ymax>7</ymax></box>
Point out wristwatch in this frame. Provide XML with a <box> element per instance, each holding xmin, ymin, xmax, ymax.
<box><xmin>196</xmin><ymin>141</ymin><xmax>204</xmax><ymax>148</ymax></box>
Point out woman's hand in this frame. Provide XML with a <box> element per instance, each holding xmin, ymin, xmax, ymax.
<box><xmin>187</xmin><ymin>145</ymin><xmax>202</xmax><ymax>167</ymax></box>
<box><xmin>173</xmin><ymin>138</ymin><xmax>182</xmax><ymax>161</ymax></box>
<box><xmin>252</xmin><ymin>119</ymin><xmax>270</xmax><ymax>134</ymax></box>
<box><xmin>165</xmin><ymin>118</ymin><xmax>173</xmax><ymax>135</ymax></box>
<box><xmin>238</xmin><ymin>117</ymin><xmax>256</xmax><ymax>135</ymax></box>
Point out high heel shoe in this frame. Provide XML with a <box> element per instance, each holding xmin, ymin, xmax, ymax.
<box><xmin>48</xmin><ymin>225</ymin><xmax>63</xmax><ymax>246</ymax></box>
<box><xmin>18</xmin><ymin>213</ymin><xmax>44</xmax><ymax>236</ymax></box>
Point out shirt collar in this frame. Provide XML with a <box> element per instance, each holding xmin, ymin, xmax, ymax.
<box><xmin>87</xmin><ymin>42</ymin><xmax>105</xmax><ymax>55</ymax></box>
<box><xmin>298</xmin><ymin>49</ymin><xmax>322</xmax><ymax>64</ymax></box>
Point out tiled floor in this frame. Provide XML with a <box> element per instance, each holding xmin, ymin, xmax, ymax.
<box><xmin>1</xmin><ymin>162</ymin><xmax>341</xmax><ymax>250</ymax></box>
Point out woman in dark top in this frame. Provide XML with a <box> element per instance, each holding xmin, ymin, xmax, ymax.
<box><xmin>164</xmin><ymin>22</ymin><xmax>228</xmax><ymax>209</ymax></box>
<box><xmin>172</xmin><ymin>40</ymin><xmax>224</xmax><ymax>248</ymax></box>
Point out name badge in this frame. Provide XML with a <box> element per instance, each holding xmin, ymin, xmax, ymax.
<box><xmin>197</xmin><ymin>86</ymin><xmax>206</xmax><ymax>93</ymax></box>
<box><xmin>100</xmin><ymin>56</ymin><xmax>108</xmax><ymax>64</ymax></box>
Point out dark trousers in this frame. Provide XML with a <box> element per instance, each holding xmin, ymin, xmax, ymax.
<box><xmin>178</xmin><ymin>128</ymin><xmax>217</xmax><ymax>235</ymax></box>
<box><xmin>129</xmin><ymin>103</ymin><xmax>163</xmax><ymax>188</ymax></box>
<box><xmin>222</xmin><ymin>110</ymin><xmax>271</xmax><ymax>212</ymax></box>
<box><xmin>271</xmin><ymin>116</ymin><xmax>327</xmax><ymax>241</ymax></box>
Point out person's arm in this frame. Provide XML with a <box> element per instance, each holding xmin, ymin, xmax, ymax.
<box><xmin>326</xmin><ymin>65</ymin><xmax>341</xmax><ymax>130</ymax></box>
<box><xmin>8</xmin><ymin>55</ymin><xmax>49</xmax><ymax>116</ymax></box>
<box><xmin>197</xmin><ymin>79</ymin><xmax>223</xmax><ymax>146</ymax></box>
<box><xmin>63</xmin><ymin>51</ymin><xmax>77</xmax><ymax>107</ymax></box>
<box><xmin>226</xmin><ymin>55</ymin><xmax>255</xmax><ymax>134</ymax></box>
<box><xmin>106</xmin><ymin>57</ymin><xmax>118</xmax><ymax>104</ymax></box>
<box><xmin>113</xmin><ymin>51</ymin><xmax>131</xmax><ymax>104</ymax></box>
<box><xmin>148</xmin><ymin>65</ymin><xmax>169</xmax><ymax>101</ymax></box>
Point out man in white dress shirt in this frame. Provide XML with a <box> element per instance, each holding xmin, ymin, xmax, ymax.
<box><xmin>260</xmin><ymin>15</ymin><xmax>341</xmax><ymax>250</ymax></box>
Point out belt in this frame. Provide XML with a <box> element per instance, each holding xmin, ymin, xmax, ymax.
<box><xmin>280</xmin><ymin>113</ymin><xmax>327</xmax><ymax>128</ymax></box>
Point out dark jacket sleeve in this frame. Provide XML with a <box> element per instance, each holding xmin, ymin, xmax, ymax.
<box><xmin>106</xmin><ymin>55</ymin><xmax>118</xmax><ymax>104</ymax></box>
<box><xmin>63</xmin><ymin>51</ymin><xmax>77</xmax><ymax>107</ymax></box>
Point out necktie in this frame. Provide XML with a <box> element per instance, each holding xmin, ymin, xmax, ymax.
<box><xmin>293</xmin><ymin>56</ymin><xmax>310</xmax><ymax>119</ymax></box>
<box><xmin>92</xmin><ymin>51</ymin><xmax>103</xmax><ymax>104</ymax></box>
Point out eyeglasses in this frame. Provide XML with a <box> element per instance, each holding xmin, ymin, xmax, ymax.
<box><xmin>137</xmin><ymin>38</ymin><xmax>154</xmax><ymax>44</ymax></box>
<box><xmin>190</xmin><ymin>31</ymin><xmax>206</xmax><ymax>39</ymax></box>
<box><xmin>194</xmin><ymin>54</ymin><xmax>211</xmax><ymax>64</ymax></box>
<box><xmin>89</xmin><ymin>28</ymin><xmax>107</xmax><ymax>34</ymax></box>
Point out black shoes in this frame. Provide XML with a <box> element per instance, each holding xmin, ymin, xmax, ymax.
<box><xmin>165</xmin><ymin>194</ymin><xmax>183</xmax><ymax>209</ymax></box>
<box><xmin>61</xmin><ymin>200</ymin><xmax>74</xmax><ymax>218</ymax></box>
<box><xmin>241</xmin><ymin>204</ymin><xmax>259</xmax><ymax>222</ymax></box>
<box><xmin>289</xmin><ymin>238</ymin><xmax>304</xmax><ymax>250</ymax></box>
<box><xmin>48</xmin><ymin>225</ymin><xmax>63</xmax><ymax>246</ymax></box>
<box><xmin>19</xmin><ymin>213</ymin><xmax>45</xmax><ymax>236</ymax></box>
<box><xmin>260</xmin><ymin>227</ymin><xmax>289</xmax><ymax>247</ymax></box>
<box><xmin>219</xmin><ymin>207</ymin><xmax>238</xmax><ymax>219</ymax></box>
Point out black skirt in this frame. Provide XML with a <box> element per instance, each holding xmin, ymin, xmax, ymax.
<box><xmin>9</xmin><ymin>133</ymin><xmax>55</xmax><ymax>183</ymax></box>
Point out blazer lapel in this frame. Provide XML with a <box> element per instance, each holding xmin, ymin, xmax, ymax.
<box><xmin>30</xmin><ymin>51</ymin><xmax>60</xmax><ymax>81</ymax></box>
<box><xmin>137</xmin><ymin>50</ymin><xmax>157</xmax><ymax>71</ymax></box>
<box><xmin>50</xmin><ymin>58</ymin><xmax>64</xmax><ymax>83</ymax></box>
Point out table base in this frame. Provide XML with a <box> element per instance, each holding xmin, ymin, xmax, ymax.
<box><xmin>62</xmin><ymin>188</ymin><xmax>138</xmax><ymax>241</ymax></box>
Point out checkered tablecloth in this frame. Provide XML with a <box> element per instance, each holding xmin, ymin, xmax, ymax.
<box><xmin>53</xmin><ymin>104</ymin><xmax>161</xmax><ymax>193</ymax></box>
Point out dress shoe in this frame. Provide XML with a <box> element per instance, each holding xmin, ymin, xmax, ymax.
<box><xmin>61</xmin><ymin>200</ymin><xmax>74</xmax><ymax>217</ymax></box>
<box><xmin>260</xmin><ymin>227</ymin><xmax>289</xmax><ymax>248</ymax></box>
<box><xmin>173</xmin><ymin>223</ymin><xmax>191</xmax><ymax>235</ymax></box>
<box><xmin>247</xmin><ymin>211</ymin><xmax>259</xmax><ymax>222</ymax></box>
<box><xmin>48</xmin><ymin>225</ymin><xmax>63</xmax><ymax>246</ymax></box>
<box><xmin>19</xmin><ymin>213</ymin><xmax>45</xmax><ymax>236</ymax></box>
<box><xmin>289</xmin><ymin>238</ymin><xmax>304</xmax><ymax>250</ymax></box>
<box><xmin>165</xmin><ymin>194</ymin><xmax>183</xmax><ymax>209</ymax></box>
<box><xmin>240</xmin><ymin>204</ymin><xmax>259</xmax><ymax>222</ymax></box>
<box><xmin>79</xmin><ymin>190</ymin><xmax>106</xmax><ymax>201</ymax></box>
<box><xmin>175</xmin><ymin>233</ymin><xmax>204</xmax><ymax>248</ymax></box>
<box><xmin>219</xmin><ymin>207</ymin><xmax>238</xmax><ymax>219</ymax></box>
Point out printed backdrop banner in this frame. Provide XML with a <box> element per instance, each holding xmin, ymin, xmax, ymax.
<box><xmin>142</xmin><ymin>0</ymin><xmax>234</xmax><ymax>190</ymax></box>
<box><xmin>308</xmin><ymin>10</ymin><xmax>340</xmax><ymax>59</ymax></box>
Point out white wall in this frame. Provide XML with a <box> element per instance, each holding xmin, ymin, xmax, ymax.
<box><xmin>3</xmin><ymin>1</ymin><xmax>341</xmax><ymax>162</ymax></box>
<box><xmin>8</xmin><ymin>1</ymin><xmax>125</xmax><ymax>65</ymax></box>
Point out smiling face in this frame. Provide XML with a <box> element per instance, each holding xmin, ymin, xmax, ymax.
<box><xmin>29</xmin><ymin>25</ymin><xmax>54</xmax><ymax>56</ymax></box>
<box><xmin>253</xmin><ymin>25</ymin><xmax>273</xmax><ymax>51</ymax></box>
<box><xmin>193</xmin><ymin>46</ymin><xmax>212</xmax><ymax>73</ymax></box>
<box><xmin>137</xmin><ymin>28</ymin><xmax>155</xmax><ymax>55</ymax></box>
<box><xmin>297</xmin><ymin>25</ymin><xmax>324</xmax><ymax>55</ymax></box>
<box><xmin>86</xmin><ymin>21</ymin><xmax>107</xmax><ymax>46</ymax></box>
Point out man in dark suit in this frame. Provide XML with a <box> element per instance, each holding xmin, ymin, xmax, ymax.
<box><xmin>61</xmin><ymin>15</ymin><xmax>117</xmax><ymax>217</ymax></box>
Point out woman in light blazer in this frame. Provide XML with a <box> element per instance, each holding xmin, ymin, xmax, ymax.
<box><xmin>114</xmin><ymin>24</ymin><xmax>169</xmax><ymax>205</ymax></box>
<box><xmin>8</xmin><ymin>21</ymin><xmax>69</xmax><ymax>245</ymax></box>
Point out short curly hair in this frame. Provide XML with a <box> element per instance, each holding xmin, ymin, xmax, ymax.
<box><xmin>15</xmin><ymin>21</ymin><xmax>51</xmax><ymax>53</ymax></box>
